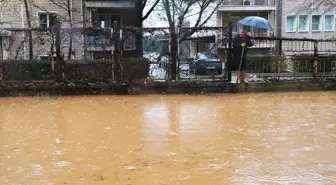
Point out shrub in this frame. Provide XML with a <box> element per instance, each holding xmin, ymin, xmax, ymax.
<box><xmin>122</xmin><ymin>57</ymin><xmax>150</xmax><ymax>82</ymax></box>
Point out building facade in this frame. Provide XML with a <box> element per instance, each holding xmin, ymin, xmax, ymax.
<box><xmin>282</xmin><ymin>0</ymin><xmax>336</xmax><ymax>39</ymax></box>
<box><xmin>216</xmin><ymin>0</ymin><xmax>277</xmax><ymax>53</ymax></box>
<box><xmin>217</xmin><ymin>0</ymin><xmax>276</xmax><ymax>36</ymax></box>
<box><xmin>0</xmin><ymin>0</ymin><xmax>141</xmax><ymax>60</ymax></box>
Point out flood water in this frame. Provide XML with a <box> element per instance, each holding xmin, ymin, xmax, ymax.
<box><xmin>0</xmin><ymin>92</ymin><xmax>335</xmax><ymax>185</ymax></box>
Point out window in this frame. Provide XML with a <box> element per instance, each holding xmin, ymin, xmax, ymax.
<box><xmin>286</xmin><ymin>15</ymin><xmax>296</xmax><ymax>32</ymax></box>
<box><xmin>92</xmin><ymin>13</ymin><xmax>121</xmax><ymax>28</ymax></box>
<box><xmin>122</xmin><ymin>30</ymin><xmax>136</xmax><ymax>51</ymax></box>
<box><xmin>38</xmin><ymin>12</ymin><xmax>57</xmax><ymax>29</ymax></box>
<box><xmin>311</xmin><ymin>15</ymin><xmax>322</xmax><ymax>31</ymax></box>
<box><xmin>298</xmin><ymin>15</ymin><xmax>309</xmax><ymax>32</ymax></box>
<box><xmin>230</xmin><ymin>17</ymin><xmax>240</xmax><ymax>33</ymax></box>
<box><xmin>324</xmin><ymin>15</ymin><xmax>335</xmax><ymax>31</ymax></box>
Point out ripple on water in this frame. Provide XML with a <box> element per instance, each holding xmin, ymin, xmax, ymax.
<box><xmin>29</xmin><ymin>164</ymin><xmax>43</xmax><ymax>176</ymax></box>
<box><xmin>53</xmin><ymin>149</ymin><xmax>65</xmax><ymax>155</ymax></box>
<box><xmin>52</xmin><ymin>161</ymin><xmax>69</xmax><ymax>167</ymax></box>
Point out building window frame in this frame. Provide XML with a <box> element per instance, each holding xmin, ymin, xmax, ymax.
<box><xmin>323</xmin><ymin>14</ymin><xmax>335</xmax><ymax>32</ymax></box>
<box><xmin>311</xmin><ymin>14</ymin><xmax>322</xmax><ymax>32</ymax></box>
<box><xmin>286</xmin><ymin>14</ymin><xmax>297</xmax><ymax>33</ymax></box>
<box><xmin>298</xmin><ymin>14</ymin><xmax>309</xmax><ymax>32</ymax></box>
<box><xmin>36</xmin><ymin>11</ymin><xmax>58</xmax><ymax>29</ymax></box>
<box><xmin>230</xmin><ymin>16</ymin><xmax>241</xmax><ymax>34</ymax></box>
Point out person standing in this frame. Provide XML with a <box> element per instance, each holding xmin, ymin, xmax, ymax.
<box><xmin>232</xmin><ymin>26</ymin><xmax>253</xmax><ymax>84</ymax></box>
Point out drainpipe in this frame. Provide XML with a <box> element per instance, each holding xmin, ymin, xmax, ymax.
<box><xmin>276</xmin><ymin>0</ymin><xmax>282</xmax><ymax>38</ymax></box>
<box><xmin>21</xmin><ymin>4</ymin><xmax>26</xmax><ymax>59</ymax></box>
<box><xmin>82</xmin><ymin>0</ymin><xmax>87</xmax><ymax>59</ymax></box>
<box><xmin>0</xmin><ymin>0</ymin><xmax>2</xmax><ymax>21</ymax></box>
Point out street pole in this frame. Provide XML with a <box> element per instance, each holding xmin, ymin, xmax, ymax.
<box><xmin>82</xmin><ymin>0</ymin><xmax>87</xmax><ymax>59</ymax></box>
<box><xmin>0</xmin><ymin>36</ymin><xmax>3</xmax><ymax>81</ymax></box>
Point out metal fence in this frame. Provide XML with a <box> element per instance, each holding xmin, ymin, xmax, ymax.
<box><xmin>0</xmin><ymin>24</ymin><xmax>335</xmax><ymax>85</ymax></box>
<box><xmin>244</xmin><ymin>36</ymin><xmax>336</xmax><ymax>81</ymax></box>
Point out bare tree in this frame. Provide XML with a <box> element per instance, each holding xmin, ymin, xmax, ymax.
<box><xmin>287</xmin><ymin>0</ymin><xmax>335</xmax><ymax>14</ymax></box>
<box><xmin>25</xmin><ymin>0</ymin><xmax>77</xmax><ymax>60</ymax></box>
<box><xmin>22</xmin><ymin>0</ymin><xmax>34</xmax><ymax>60</ymax></box>
<box><xmin>139</xmin><ymin>0</ymin><xmax>161</xmax><ymax>27</ymax></box>
<box><xmin>159</xmin><ymin>0</ymin><xmax>223</xmax><ymax>79</ymax></box>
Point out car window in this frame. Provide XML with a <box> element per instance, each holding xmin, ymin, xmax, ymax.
<box><xmin>203</xmin><ymin>53</ymin><xmax>218</xmax><ymax>59</ymax></box>
<box><xmin>196</xmin><ymin>53</ymin><xmax>219</xmax><ymax>59</ymax></box>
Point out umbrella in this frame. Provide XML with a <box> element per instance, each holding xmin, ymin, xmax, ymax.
<box><xmin>238</xmin><ymin>16</ymin><xmax>273</xmax><ymax>31</ymax></box>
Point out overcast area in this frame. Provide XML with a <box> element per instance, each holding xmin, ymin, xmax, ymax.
<box><xmin>143</xmin><ymin>1</ymin><xmax>218</xmax><ymax>27</ymax></box>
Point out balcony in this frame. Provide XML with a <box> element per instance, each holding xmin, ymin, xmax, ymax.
<box><xmin>85</xmin><ymin>0</ymin><xmax>135</xmax><ymax>8</ymax></box>
<box><xmin>219</xmin><ymin>0</ymin><xmax>276</xmax><ymax>11</ymax></box>
<box><xmin>86</xmin><ymin>28</ymin><xmax>113</xmax><ymax>51</ymax></box>
<box><xmin>86</xmin><ymin>28</ymin><xmax>136</xmax><ymax>51</ymax></box>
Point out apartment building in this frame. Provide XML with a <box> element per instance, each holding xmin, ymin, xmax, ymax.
<box><xmin>215</xmin><ymin>0</ymin><xmax>277</xmax><ymax>53</ymax></box>
<box><xmin>0</xmin><ymin>0</ymin><xmax>141</xmax><ymax>60</ymax></box>
<box><xmin>217</xmin><ymin>0</ymin><xmax>276</xmax><ymax>36</ymax></box>
<box><xmin>282</xmin><ymin>0</ymin><xmax>336</xmax><ymax>39</ymax></box>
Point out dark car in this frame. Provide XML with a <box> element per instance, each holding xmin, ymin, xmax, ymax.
<box><xmin>190</xmin><ymin>52</ymin><xmax>223</xmax><ymax>75</ymax></box>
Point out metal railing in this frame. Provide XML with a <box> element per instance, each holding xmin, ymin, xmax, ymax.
<box><xmin>0</xmin><ymin>25</ymin><xmax>335</xmax><ymax>85</ymax></box>
<box><xmin>221</xmin><ymin>0</ymin><xmax>275</xmax><ymax>6</ymax></box>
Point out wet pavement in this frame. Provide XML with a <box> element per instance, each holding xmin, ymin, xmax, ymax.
<box><xmin>0</xmin><ymin>92</ymin><xmax>335</xmax><ymax>185</ymax></box>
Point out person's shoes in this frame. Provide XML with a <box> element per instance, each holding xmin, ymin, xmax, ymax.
<box><xmin>243</xmin><ymin>78</ymin><xmax>249</xmax><ymax>83</ymax></box>
<box><xmin>237</xmin><ymin>79</ymin><xmax>241</xmax><ymax>84</ymax></box>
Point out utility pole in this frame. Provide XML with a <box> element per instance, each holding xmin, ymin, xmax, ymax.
<box><xmin>0</xmin><ymin>36</ymin><xmax>3</xmax><ymax>81</ymax></box>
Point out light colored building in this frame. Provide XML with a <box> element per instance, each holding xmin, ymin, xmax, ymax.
<box><xmin>216</xmin><ymin>0</ymin><xmax>277</xmax><ymax>52</ymax></box>
<box><xmin>217</xmin><ymin>0</ymin><xmax>276</xmax><ymax>36</ymax></box>
<box><xmin>281</xmin><ymin>0</ymin><xmax>336</xmax><ymax>55</ymax></box>
<box><xmin>282</xmin><ymin>0</ymin><xmax>336</xmax><ymax>39</ymax></box>
<box><xmin>0</xmin><ymin>0</ymin><xmax>140</xmax><ymax>60</ymax></box>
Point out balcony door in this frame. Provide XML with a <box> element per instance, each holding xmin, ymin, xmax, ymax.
<box><xmin>92</xmin><ymin>11</ymin><xmax>121</xmax><ymax>28</ymax></box>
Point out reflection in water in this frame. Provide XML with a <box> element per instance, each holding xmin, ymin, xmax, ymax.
<box><xmin>0</xmin><ymin>92</ymin><xmax>335</xmax><ymax>185</ymax></box>
<box><xmin>142</xmin><ymin>103</ymin><xmax>170</xmax><ymax>153</ymax></box>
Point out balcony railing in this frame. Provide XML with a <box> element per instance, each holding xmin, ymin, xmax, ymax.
<box><xmin>222</xmin><ymin>0</ymin><xmax>275</xmax><ymax>6</ymax></box>
<box><xmin>86</xmin><ymin>0</ymin><xmax>131</xmax><ymax>1</ymax></box>
<box><xmin>85</xmin><ymin>0</ymin><xmax>135</xmax><ymax>8</ymax></box>
<box><xmin>86</xmin><ymin>28</ymin><xmax>113</xmax><ymax>50</ymax></box>
<box><xmin>86</xmin><ymin>28</ymin><xmax>136</xmax><ymax>51</ymax></box>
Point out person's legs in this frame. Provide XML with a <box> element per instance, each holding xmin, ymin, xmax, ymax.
<box><xmin>237</xmin><ymin>71</ymin><xmax>241</xmax><ymax>84</ymax></box>
<box><xmin>242</xmin><ymin>70</ymin><xmax>248</xmax><ymax>83</ymax></box>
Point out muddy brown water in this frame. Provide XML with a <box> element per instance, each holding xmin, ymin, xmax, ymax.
<box><xmin>0</xmin><ymin>92</ymin><xmax>335</xmax><ymax>185</ymax></box>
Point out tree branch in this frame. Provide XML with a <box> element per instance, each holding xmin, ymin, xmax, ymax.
<box><xmin>142</xmin><ymin>0</ymin><xmax>160</xmax><ymax>21</ymax></box>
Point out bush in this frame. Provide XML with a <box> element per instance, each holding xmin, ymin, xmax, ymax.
<box><xmin>3</xmin><ymin>60</ymin><xmax>52</xmax><ymax>81</ymax></box>
<box><xmin>64</xmin><ymin>60</ymin><xmax>112</xmax><ymax>82</ymax></box>
<box><xmin>123</xmin><ymin>57</ymin><xmax>150</xmax><ymax>82</ymax></box>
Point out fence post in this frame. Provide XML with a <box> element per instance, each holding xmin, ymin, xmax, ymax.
<box><xmin>170</xmin><ymin>27</ymin><xmax>178</xmax><ymax>81</ymax></box>
<box><xmin>0</xmin><ymin>36</ymin><xmax>3</xmax><ymax>81</ymax></box>
<box><xmin>113</xmin><ymin>21</ymin><xmax>121</xmax><ymax>82</ymax></box>
<box><xmin>53</xmin><ymin>23</ymin><xmax>62</xmax><ymax>83</ymax></box>
<box><xmin>227</xmin><ymin>20</ymin><xmax>232</xmax><ymax>82</ymax></box>
<box><xmin>110</xmin><ymin>28</ymin><xmax>114</xmax><ymax>82</ymax></box>
<box><xmin>277</xmin><ymin>38</ymin><xmax>282</xmax><ymax>79</ymax></box>
<box><xmin>313</xmin><ymin>40</ymin><xmax>318</xmax><ymax>78</ymax></box>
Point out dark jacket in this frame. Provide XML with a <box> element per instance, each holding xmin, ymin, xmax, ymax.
<box><xmin>231</xmin><ymin>34</ymin><xmax>253</xmax><ymax>71</ymax></box>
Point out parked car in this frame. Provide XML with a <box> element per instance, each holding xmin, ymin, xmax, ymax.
<box><xmin>189</xmin><ymin>52</ymin><xmax>223</xmax><ymax>75</ymax></box>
